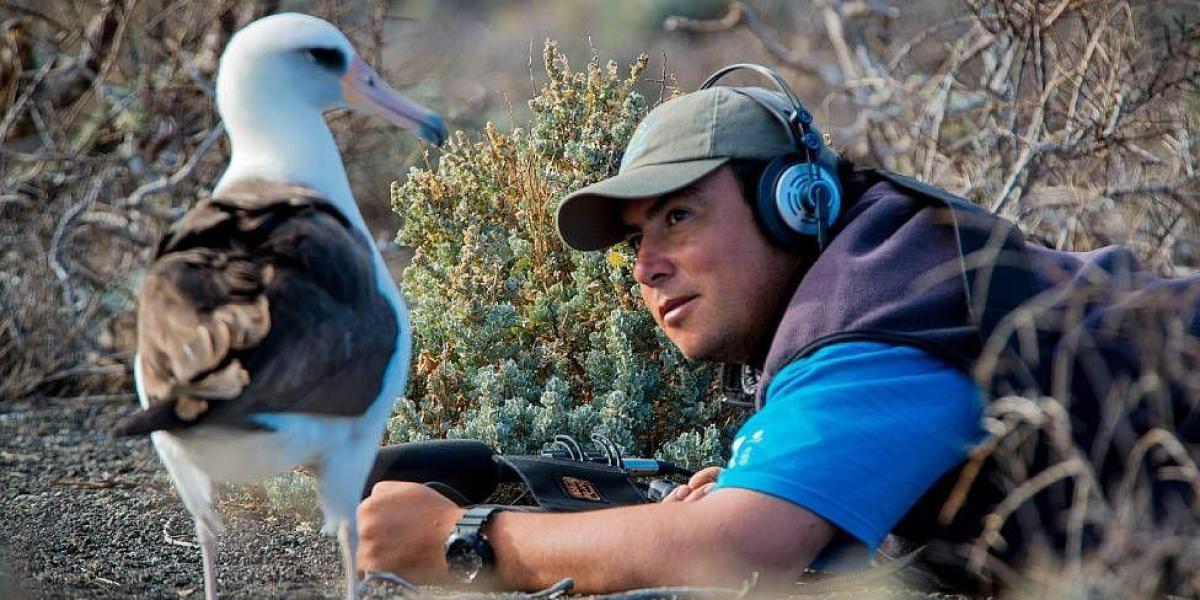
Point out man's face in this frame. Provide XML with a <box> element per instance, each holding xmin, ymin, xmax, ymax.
<box><xmin>618</xmin><ymin>166</ymin><xmax>802</xmax><ymax>363</ymax></box>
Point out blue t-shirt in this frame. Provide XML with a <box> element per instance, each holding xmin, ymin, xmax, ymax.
<box><xmin>712</xmin><ymin>341</ymin><xmax>985</xmax><ymax>559</ymax></box>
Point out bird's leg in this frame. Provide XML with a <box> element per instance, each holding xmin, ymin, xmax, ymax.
<box><xmin>315</xmin><ymin>466</ymin><xmax>363</xmax><ymax>599</ymax></box>
<box><xmin>338</xmin><ymin>519</ymin><xmax>359</xmax><ymax>600</ymax></box>
<box><xmin>196</xmin><ymin>517</ymin><xmax>220</xmax><ymax>600</ymax></box>
<box><xmin>150</xmin><ymin>433</ymin><xmax>224</xmax><ymax>600</ymax></box>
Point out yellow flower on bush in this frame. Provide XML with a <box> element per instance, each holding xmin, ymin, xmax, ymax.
<box><xmin>606</xmin><ymin>248</ymin><xmax>627</xmax><ymax>268</ymax></box>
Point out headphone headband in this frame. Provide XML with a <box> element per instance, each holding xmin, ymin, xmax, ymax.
<box><xmin>699</xmin><ymin>63</ymin><xmax>821</xmax><ymax>154</ymax></box>
<box><xmin>699</xmin><ymin>63</ymin><xmax>803</xmax><ymax>108</ymax></box>
<box><xmin>698</xmin><ymin>63</ymin><xmax>841</xmax><ymax>251</ymax></box>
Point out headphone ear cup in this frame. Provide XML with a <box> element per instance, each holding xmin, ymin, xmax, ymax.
<box><xmin>755</xmin><ymin>155</ymin><xmax>806</xmax><ymax>248</ymax></box>
<box><xmin>755</xmin><ymin>154</ymin><xmax>843</xmax><ymax>248</ymax></box>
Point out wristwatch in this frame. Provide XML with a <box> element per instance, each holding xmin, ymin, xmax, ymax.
<box><xmin>444</xmin><ymin>506</ymin><xmax>504</xmax><ymax>583</ymax></box>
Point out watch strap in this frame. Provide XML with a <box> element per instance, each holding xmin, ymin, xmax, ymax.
<box><xmin>445</xmin><ymin>506</ymin><xmax>505</xmax><ymax>584</ymax></box>
<box><xmin>454</xmin><ymin>505</ymin><xmax>504</xmax><ymax>535</ymax></box>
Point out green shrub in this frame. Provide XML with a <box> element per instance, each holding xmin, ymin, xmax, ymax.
<box><xmin>387</xmin><ymin>41</ymin><xmax>733</xmax><ymax>468</ymax></box>
<box><xmin>257</xmin><ymin>471</ymin><xmax>321</xmax><ymax>526</ymax></box>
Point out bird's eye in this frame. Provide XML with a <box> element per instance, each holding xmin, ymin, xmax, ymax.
<box><xmin>305</xmin><ymin>47</ymin><xmax>347</xmax><ymax>72</ymax></box>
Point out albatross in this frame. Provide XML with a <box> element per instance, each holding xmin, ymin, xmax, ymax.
<box><xmin>111</xmin><ymin>12</ymin><xmax>445</xmax><ymax>600</ymax></box>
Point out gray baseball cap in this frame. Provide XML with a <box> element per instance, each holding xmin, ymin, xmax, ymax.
<box><xmin>555</xmin><ymin>86</ymin><xmax>795</xmax><ymax>251</ymax></box>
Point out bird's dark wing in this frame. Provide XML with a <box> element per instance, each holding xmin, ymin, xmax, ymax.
<box><xmin>112</xmin><ymin>180</ymin><xmax>400</xmax><ymax>436</ymax></box>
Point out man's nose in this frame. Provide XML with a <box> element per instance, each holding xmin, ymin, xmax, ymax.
<box><xmin>632</xmin><ymin>241</ymin><xmax>672</xmax><ymax>287</ymax></box>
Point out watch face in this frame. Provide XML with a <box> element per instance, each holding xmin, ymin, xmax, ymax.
<box><xmin>446</xmin><ymin>536</ymin><xmax>483</xmax><ymax>582</ymax></box>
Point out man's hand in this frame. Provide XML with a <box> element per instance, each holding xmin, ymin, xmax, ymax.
<box><xmin>660</xmin><ymin>466</ymin><xmax>722</xmax><ymax>503</ymax></box>
<box><xmin>356</xmin><ymin>481</ymin><xmax>463</xmax><ymax>584</ymax></box>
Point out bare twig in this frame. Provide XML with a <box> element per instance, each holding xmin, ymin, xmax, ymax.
<box><xmin>1116</xmin><ymin>428</ymin><xmax>1200</xmax><ymax>507</ymax></box>
<box><xmin>887</xmin><ymin>15</ymin><xmax>984</xmax><ymax>72</ymax></box>
<box><xmin>990</xmin><ymin>71</ymin><xmax>1065</xmax><ymax>213</ymax></box>
<box><xmin>0</xmin><ymin>61</ymin><xmax>53</xmax><ymax>162</ymax></box>
<box><xmin>0</xmin><ymin>2</ymin><xmax>66</xmax><ymax>30</ymax></box>
<box><xmin>114</xmin><ymin>122</ymin><xmax>225</xmax><ymax>211</ymax></box>
<box><xmin>52</xmin><ymin>478</ymin><xmax>139</xmax><ymax>490</ymax></box>
<box><xmin>48</xmin><ymin>168</ymin><xmax>114</xmax><ymax>313</ymax></box>
<box><xmin>970</xmin><ymin>457</ymin><xmax>1094</xmax><ymax>569</ymax></box>
<box><xmin>15</xmin><ymin>360</ymin><xmax>127</xmax><ymax>398</ymax></box>
<box><xmin>815</xmin><ymin>0</ymin><xmax>861</xmax><ymax>82</ymax></box>
<box><xmin>664</xmin><ymin>2</ymin><xmax>842</xmax><ymax>85</ymax></box>
<box><xmin>162</xmin><ymin>517</ymin><xmax>199</xmax><ymax>549</ymax></box>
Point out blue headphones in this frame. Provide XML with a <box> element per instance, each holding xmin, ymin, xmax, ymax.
<box><xmin>699</xmin><ymin>64</ymin><xmax>842</xmax><ymax>250</ymax></box>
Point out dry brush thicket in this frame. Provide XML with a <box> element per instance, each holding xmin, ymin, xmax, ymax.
<box><xmin>669</xmin><ymin>0</ymin><xmax>1200</xmax><ymax>594</ymax></box>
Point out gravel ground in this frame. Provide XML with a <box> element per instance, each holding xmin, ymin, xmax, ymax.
<box><xmin>0</xmin><ymin>395</ymin><xmax>344</xmax><ymax>599</ymax></box>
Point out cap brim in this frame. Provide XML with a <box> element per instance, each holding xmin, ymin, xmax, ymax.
<box><xmin>556</xmin><ymin>158</ymin><xmax>730</xmax><ymax>251</ymax></box>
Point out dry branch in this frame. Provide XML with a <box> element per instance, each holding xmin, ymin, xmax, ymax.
<box><xmin>114</xmin><ymin>122</ymin><xmax>225</xmax><ymax>215</ymax></box>
<box><xmin>664</xmin><ymin>2</ymin><xmax>843</xmax><ymax>85</ymax></box>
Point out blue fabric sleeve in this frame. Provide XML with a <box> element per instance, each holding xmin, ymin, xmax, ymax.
<box><xmin>711</xmin><ymin>341</ymin><xmax>985</xmax><ymax>552</ymax></box>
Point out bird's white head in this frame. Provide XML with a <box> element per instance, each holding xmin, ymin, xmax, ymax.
<box><xmin>213</xmin><ymin>13</ymin><xmax>445</xmax><ymax>215</ymax></box>
<box><xmin>216</xmin><ymin>12</ymin><xmax>446</xmax><ymax>146</ymax></box>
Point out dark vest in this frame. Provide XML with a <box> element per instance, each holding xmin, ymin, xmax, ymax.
<box><xmin>757</xmin><ymin>170</ymin><xmax>1200</xmax><ymax>585</ymax></box>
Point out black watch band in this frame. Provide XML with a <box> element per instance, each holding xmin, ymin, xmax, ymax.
<box><xmin>444</xmin><ymin>506</ymin><xmax>504</xmax><ymax>584</ymax></box>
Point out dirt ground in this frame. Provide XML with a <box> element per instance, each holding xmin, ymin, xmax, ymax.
<box><xmin>0</xmin><ymin>395</ymin><xmax>947</xmax><ymax>600</ymax></box>
<box><xmin>0</xmin><ymin>394</ymin><xmax>346</xmax><ymax>599</ymax></box>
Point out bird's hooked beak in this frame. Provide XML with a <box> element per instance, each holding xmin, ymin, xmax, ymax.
<box><xmin>342</xmin><ymin>55</ymin><xmax>446</xmax><ymax>146</ymax></box>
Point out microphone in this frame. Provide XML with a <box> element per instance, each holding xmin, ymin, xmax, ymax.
<box><xmin>362</xmin><ymin>439</ymin><xmax>501</xmax><ymax>504</ymax></box>
<box><xmin>538</xmin><ymin>448</ymin><xmax>694</xmax><ymax>478</ymax></box>
<box><xmin>617</xmin><ymin>458</ymin><xmax>692</xmax><ymax>478</ymax></box>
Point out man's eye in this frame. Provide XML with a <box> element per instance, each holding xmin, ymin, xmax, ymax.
<box><xmin>666</xmin><ymin>208</ymin><xmax>690</xmax><ymax>226</ymax></box>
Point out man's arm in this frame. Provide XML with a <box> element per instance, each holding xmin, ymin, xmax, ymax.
<box><xmin>356</xmin><ymin>481</ymin><xmax>835</xmax><ymax>594</ymax></box>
